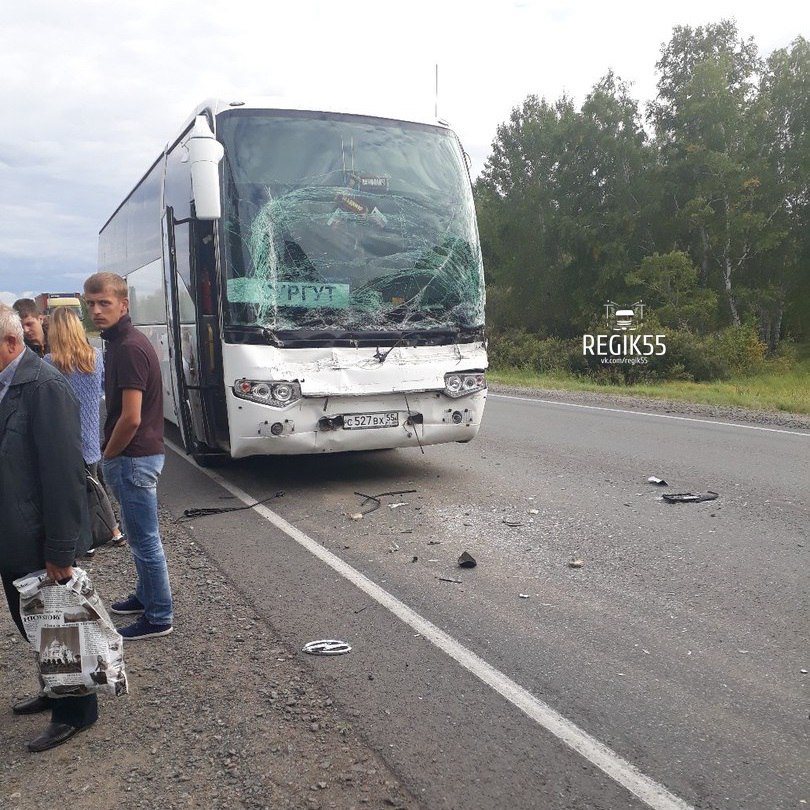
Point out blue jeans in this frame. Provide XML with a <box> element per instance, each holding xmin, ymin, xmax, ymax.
<box><xmin>102</xmin><ymin>455</ymin><xmax>173</xmax><ymax>625</ymax></box>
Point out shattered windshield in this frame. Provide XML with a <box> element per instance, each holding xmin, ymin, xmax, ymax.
<box><xmin>217</xmin><ymin>110</ymin><xmax>484</xmax><ymax>341</ymax></box>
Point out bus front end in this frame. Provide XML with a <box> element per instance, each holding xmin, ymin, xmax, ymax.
<box><xmin>216</xmin><ymin>104</ymin><xmax>487</xmax><ymax>457</ymax></box>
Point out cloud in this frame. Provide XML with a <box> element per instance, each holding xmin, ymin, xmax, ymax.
<box><xmin>0</xmin><ymin>0</ymin><xmax>805</xmax><ymax>296</ymax></box>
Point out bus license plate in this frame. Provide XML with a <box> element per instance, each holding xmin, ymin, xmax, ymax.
<box><xmin>343</xmin><ymin>412</ymin><xmax>399</xmax><ymax>430</ymax></box>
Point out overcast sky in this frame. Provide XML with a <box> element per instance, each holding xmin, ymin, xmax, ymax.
<box><xmin>1</xmin><ymin>0</ymin><xmax>806</xmax><ymax>304</ymax></box>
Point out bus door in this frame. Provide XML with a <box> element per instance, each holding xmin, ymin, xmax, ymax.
<box><xmin>162</xmin><ymin>207</ymin><xmax>229</xmax><ymax>464</ymax></box>
<box><xmin>162</xmin><ymin>207</ymin><xmax>195</xmax><ymax>454</ymax></box>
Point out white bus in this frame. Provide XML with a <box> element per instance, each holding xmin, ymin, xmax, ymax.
<box><xmin>98</xmin><ymin>98</ymin><xmax>487</xmax><ymax>463</ymax></box>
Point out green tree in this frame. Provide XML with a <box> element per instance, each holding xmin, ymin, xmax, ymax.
<box><xmin>625</xmin><ymin>250</ymin><xmax>717</xmax><ymax>332</ymax></box>
<box><xmin>476</xmin><ymin>75</ymin><xmax>653</xmax><ymax>336</ymax></box>
<box><xmin>650</xmin><ymin>21</ymin><xmax>765</xmax><ymax>326</ymax></box>
<box><xmin>556</xmin><ymin>72</ymin><xmax>656</xmax><ymax>325</ymax></box>
<box><xmin>476</xmin><ymin>94</ymin><xmax>579</xmax><ymax>335</ymax></box>
<box><xmin>753</xmin><ymin>36</ymin><xmax>810</xmax><ymax>347</ymax></box>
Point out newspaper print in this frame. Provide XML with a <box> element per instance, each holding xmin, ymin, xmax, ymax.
<box><xmin>14</xmin><ymin>567</ymin><xmax>128</xmax><ymax>698</ymax></box>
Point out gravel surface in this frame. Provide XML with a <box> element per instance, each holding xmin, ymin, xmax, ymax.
<box><xmin>1</xmin><ymin>508</ymin><xmax>418</xmax><ymax>810</ymax></box>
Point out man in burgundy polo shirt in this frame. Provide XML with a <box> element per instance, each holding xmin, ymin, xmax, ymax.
<box><xmin>83</xmin><ymin>272</ymin><xmax>174</xmax><ymax>639</ymax></box>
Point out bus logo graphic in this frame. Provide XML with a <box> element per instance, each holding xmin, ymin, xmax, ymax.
<box><xmin>604</xmin><ymin>300</ymin><xmax>645</xmax><ymax>332</ymax></box>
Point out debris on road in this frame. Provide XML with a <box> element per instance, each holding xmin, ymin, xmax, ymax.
<box><xmin>502</xmin><ymin>518</ymin><xmax>523</xmax><ymax>527</ymax></box>
<box><xmin>458</xmin><ymin>551</ymin><xmax>477</xmax><ymax>568</ymax></box>
<box><xmin>438</xmin><ymin>576</ymin><xmax>462</xmax><ymax>584</ymax></box>
<box><xmin>302</xmin><ymin>639</ymin><xmax>352</xmax><ymax>656</ymax></box>
<box><xmin>662</xmin><ymin>491</ymin><xmax>719</xmax><ymax>503</ymax></box>
<box><xmin>648</xmin><ymin>476</ymin><xmax>669</xmax><ymax>486</ymax></box>
<box><xmin>519</xmin><ymin>593</ymin><xmax>530</xmax><ymax>599</ymax></box>
<box><xmin>568</xmin><ymin>558</ymin><xmax>585</xmax><ymax>568</ymax></box>
<box><xmin>179</xmin><ymin>490</ymin><xmax>285</xmax><ymax>521</ymax></box>
<box><xmin>350</xmin><ymin>489</ymin><xmax>417</xmax><ymax>518</ymax></box>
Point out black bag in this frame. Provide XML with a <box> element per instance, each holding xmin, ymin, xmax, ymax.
<box><xmin>86</xmin><ymin>466</ymin><xmax>116</xmax><ymax>549</ymax></box>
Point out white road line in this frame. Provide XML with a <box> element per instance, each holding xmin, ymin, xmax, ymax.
<box><xmin>167</xmin><ymin>438</ymin><xmax>695</xmax><ymax>810</ymax></box>
<box><xmin>491</xmin><ymin>393</ymin><xmax>810</xmax><ymax>436</ymax></box>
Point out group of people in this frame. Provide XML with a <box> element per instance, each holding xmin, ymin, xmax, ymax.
<box><xmin>0</xmin><ymin>272</ymin><xmax>174</xmax><ymax>753</ymax></box>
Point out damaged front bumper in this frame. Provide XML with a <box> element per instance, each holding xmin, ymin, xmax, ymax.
<box><xmin>226</xmin><ymin>388</ymin><xmax>487</xmax><ymax>457</ymax></box>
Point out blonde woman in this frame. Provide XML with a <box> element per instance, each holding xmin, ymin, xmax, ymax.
<box><xmin>44</xmin><ymin>308</ymin><xmax>125</xmax><ymax>547</ymax></box>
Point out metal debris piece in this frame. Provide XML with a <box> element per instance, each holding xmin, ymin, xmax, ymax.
<box><xmin>389</xmin><ymin>502</ymin><xmax>408</xmax><ymax>509</ymax></box>
<box><xmin>438</xmin><ymin>576</ymin><xmax>462</xmax><ymax>584</ymax></box>
<box><xmin>458</xmin><ymin>551</ymin><xmax>477</xmax><ymax>568</ymax></box>
<box><xmin>302</xmin><ymin>640</ymin><xmax>352</xmax><ymax>656</ymax></box>
<box><xmin>352</xmin><ymin>489</ymin><xmax>417</xmax><ymax>517</ymax></box>
<box><xmin>647</xmin><ymin>476</ymin><xmax>668</xmax><ymax>486</ymax></box>
<box><xmin>519</xmin><ymin>593</ymin><xmax>529</xmax><ymax>599</ymax></box>
<box><xmin>502</xmin><ymin>519</ymin><xmax>523</xmax><ymax>527</ymax></box>
<box><xmin>568</xmin><ymin>559</ymin><xmax>585</xmax><ymax>568</ymax></box>
<box><xmin>662</xmin><ymin>491</ymin><xmax>719</xmax><ymax>503</ymax></box>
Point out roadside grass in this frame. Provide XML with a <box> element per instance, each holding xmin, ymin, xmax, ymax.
<box><xmin>488</xmin><ymin>358</ymin><xmax>810</xmax><ymax>415</ymax></box>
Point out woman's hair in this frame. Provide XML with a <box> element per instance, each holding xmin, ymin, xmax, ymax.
<box><xmin>48</xmin><ymin>308</ymin><xmax>96</xmax><ymax>374</ymax></box>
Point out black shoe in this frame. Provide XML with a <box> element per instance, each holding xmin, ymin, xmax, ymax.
<box><xmin>12</xmin><ymin>694</ymin><xmax>51</xmax><ymax>715</ymax></box>
<box><xmin>27</xmin><ymin>721</ymin><xmax>90</xmax><ymax>753</ymax></box>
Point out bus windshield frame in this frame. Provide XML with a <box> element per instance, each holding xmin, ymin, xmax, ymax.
<box><xmin>217</xmin><ymin>109</ymin><xmax>485</xmax><ymax>346</ymax></box>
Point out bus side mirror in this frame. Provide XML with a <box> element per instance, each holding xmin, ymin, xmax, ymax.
<box><xmin>185</xmin><ymin>115</ymin><xmax>224</xmax><ymax>220</ymax></box>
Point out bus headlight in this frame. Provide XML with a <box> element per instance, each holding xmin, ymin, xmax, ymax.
<box><xmin>444</xmin><ymin>372</ymin><xmax>486</xmax><ymax>398</ymax></box>
<box><xmin>233</xmin><ymin>379</ymin><xmax>302</xmax><ymax>407</ymax></box>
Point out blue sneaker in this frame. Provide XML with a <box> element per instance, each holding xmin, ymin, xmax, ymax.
<box><xmin>110</xmin><ymin>595</ymin><xmax>144</xmax><ymax>615</ymax></box>
<box><xmin>117</xmin><ymin>615</ymin><xmax>173</xmax><ymax>640</ymax></box>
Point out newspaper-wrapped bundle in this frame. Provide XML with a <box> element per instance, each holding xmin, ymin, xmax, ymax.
<box><xmin>13</xmin><ymin>567</ymin><xmax>128</xmax><ymax>698</ymax></box>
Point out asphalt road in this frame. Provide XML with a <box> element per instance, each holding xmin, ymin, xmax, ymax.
<box><xmin>158</xmin><ymin>390</ymin><xmax>810</xmax><ymax>810</ymax></box>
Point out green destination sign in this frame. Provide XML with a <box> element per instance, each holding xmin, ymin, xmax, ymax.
<box><xmin>227</xmin><ymin>278</ymin><xmax>350</xmax><ymax>309</ymax></box>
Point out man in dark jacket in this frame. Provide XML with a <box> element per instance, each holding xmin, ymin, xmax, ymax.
<box><xmin>0</xmin><ymin>303</ymin><xmax>98</xmax><ymax>752</ymax></box>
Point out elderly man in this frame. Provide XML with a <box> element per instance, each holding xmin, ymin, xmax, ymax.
<box><xmin>0</xmin><ymin>303</ymin><xmax>97</xmax><ymax>752</ymax></box>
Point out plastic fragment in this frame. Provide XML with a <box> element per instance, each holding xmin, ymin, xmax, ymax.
<box><xmin>348</xmin><ymin>512</ymin><xmax>364</xmax><ymax>521</ymax></box>
<box><xmin>662</xmin><ymin>491</ymin><xmax>719</xmax><ymax>503</ymax></box>
<box><xmin>519</xmin><ymin>593</ymin><xmax>529</xmax><ymax>599</ymax></box>
<box><xmin>648</xmin><ymin>476</ymin><xmax>668</xmax><ymax>486</ymax></box>
<box><xmin>568</xmin><ymin>559</ymin><xmax>585</xmax><ymax>568</ymax></box>
<box><xmin>458</xmin><ymin>551</ymin><xmax>477</xmax><ymax>568</ymax></box>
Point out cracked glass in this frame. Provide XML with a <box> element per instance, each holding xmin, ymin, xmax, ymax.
<box><xmin>217</xmin><ymin>110</ymin><xmax>484</xmax><ymax>344</ymax></box>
